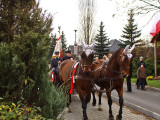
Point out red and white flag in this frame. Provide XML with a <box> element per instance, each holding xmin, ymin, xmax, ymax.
<box><xmin>150</xmin><ymin>12</ymin><xmax>160</xmax><ymax>37</ymax></box>
<box><xmin>53</xmin><ymin>35</ymin><xmax>63</xmax><ymax>58</ymax></box>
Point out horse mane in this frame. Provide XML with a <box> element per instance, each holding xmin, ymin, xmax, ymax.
<box><xmin>108</xmin><ymin>48</ymin><xmax>124</xmax><ymax>65</ymax></box>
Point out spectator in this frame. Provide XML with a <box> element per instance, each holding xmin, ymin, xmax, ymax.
<box><xmin>137</xmin><ymin>64</ymin><xmax>146</xmax><ymax>90</ymax></box>
<box><xmin>137</xmin><ymin>56</ymin><xmax>146</xmax><ymax>68</ymax></box>
<box><xmin>136</xmin><ymin>56</ymin><xmax>147</xmax><ymax>89</ymax></box>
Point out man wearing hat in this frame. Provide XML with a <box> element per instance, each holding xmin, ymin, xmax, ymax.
<box><xmin>62</xmin><ymin>50</ymin><xmax>73</xmax><ymax>61</ymax></box>
<box><xmin>51</xmin><ymin>51</ymin><xmax>62</xmax><ymax>84</ymax></box>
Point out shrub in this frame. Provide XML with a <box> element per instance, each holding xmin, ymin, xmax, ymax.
<box><xmin>0</xmin><ymin>101</ymin><xmax>46</xmax><ymax>120</ymax></box>
<box><xmin>147</xmin><ymin>76</ymin><xmax>154</xmax><ymax>80</ymax></box>
<box><xmin>145</xmin><ymin>58</ymin><xmax>154</xmax><ymax>76</ymax></box>
<box><xmin>0</xmin><ymin>1</ymin><xmax>67</xmax><ymax>119</ymax></box>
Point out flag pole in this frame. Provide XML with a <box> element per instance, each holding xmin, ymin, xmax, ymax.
<box><xmin>58</xmin><ymin>26</ymin><xmax>63</xmax><ymax>58</ymax></box>
<box><xmin>154</xmin><ymin>32</ymin><xmax>159</xmax><ymax>78</ymax></box>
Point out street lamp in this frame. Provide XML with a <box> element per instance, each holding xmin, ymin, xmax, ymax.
<box><xmin>74</xmin><ymin>30</ymin><xmax>78</xmax><ymax>60</ymax></box>
<box><xmin>58</xmin><ymin>26</ymin><xmax>61</xmax><ymax>34</ymax></box>
<box><xmin>74</xmin><ymin>30</ymin><xmax>77</xmax><ymax>43</ymax></box>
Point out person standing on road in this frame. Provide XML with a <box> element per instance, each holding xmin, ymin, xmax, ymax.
<box><xmin>137</xmin><ymin>64</ymin><xmax>147</xmax><ymax>90</ymax></box>
<box><xmin>136</xmin><ymin>56</ymin><xmax>147</xmax><ymax>89</ymax></box>
<box><xmin>126</xmin><ymin>62</ymin><xmax>133</xmax><ymax>92</ymax></box>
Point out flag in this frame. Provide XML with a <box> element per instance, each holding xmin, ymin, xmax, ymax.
<box><xmin>150</xmin><ymin>12</ymin><xmax>160</xmax><ymax>37</ymax></box>
<box><xmin>53</xmin><ymin>36</ymin><xmax>63</xmax><ymax>58</ymax></box>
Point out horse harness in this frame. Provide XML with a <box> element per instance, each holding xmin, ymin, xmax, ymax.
<box><xmin>60</xmin><ymin>54</ymin><xmax>129</xmax><ymax>93</ymax></box>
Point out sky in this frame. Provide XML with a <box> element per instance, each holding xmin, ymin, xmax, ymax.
<box><xmin>39</xmin><ymin>0</ymin><xmax>154</xmax><ymax>45</ymax></box>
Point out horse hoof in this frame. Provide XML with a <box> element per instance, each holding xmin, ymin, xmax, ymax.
<box><xmin>98</xmin><ymin>107</ymin><xmax>103</xmax><ymax>111</ymax></box>
<box><xmin>116</xmin><ymin>115</ymin><xmax>122</xmax><ymax>120</ymax></box>
<box><xmin>109</xmin><ymin>116</ymin><xmax>114</xmax><ymax>120</ymax></box>
<box><xmin>67</xmin><ymin>108</ymin><xmax>72</xmax><ymax>113</ymax></box>
<box><xmin>82</xmin><ymin>116</ymin><xmax>88</xmax><ymax>120</ymax></box>
<box><xmin>98</xmin><ymin>105</ymin><xmax>103</xmax><ymax>111</ymax></box>
<box><xmin>92</xmin><ymin>102</ymin><xmax>96</xmax><ymax>106</ymax></box>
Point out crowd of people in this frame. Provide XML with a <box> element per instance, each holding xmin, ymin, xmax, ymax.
<box><xmin>50</xmin><ymin>51</ymin><xmax>147</xmax><ymax>91</ymax></box>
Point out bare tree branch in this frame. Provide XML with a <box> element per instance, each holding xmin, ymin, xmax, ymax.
<box><xmin>140</xmin><ymin>10</ymin><xmax>159</xmax><ymax>29</ymax></box>
<box><xmin>140</xmin><ymin>0</ymin><xmax>160</xmax><ymax>9</ymax></box>
<box><xmin>79</xmin><ymin>0</ymin><xmax>96</xmax><ymax>44</ymax></box>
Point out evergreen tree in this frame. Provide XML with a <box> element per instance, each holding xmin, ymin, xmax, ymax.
<box><xmin>0</xmin><ymin>0</ymin><xmax>67</xmax><ymax>119</ymax></box>
<box><xmin>48</xmin><ymin>34</ymin><xmax>57</xmax><ymax>59</ymax></box>
<box><xmin>120</xmin><ymin>9</ymin><xmax>142</xmax><ymax>48</ymax></box>
<box><xmin>94</xmin><ymin>22</ymin><xmax>110</xmax><ymax>59</ymax></box>
<box><xmin>61</xmin><ymin>31</ymin><xmax>67</xmax><ymax>56</ymax></box>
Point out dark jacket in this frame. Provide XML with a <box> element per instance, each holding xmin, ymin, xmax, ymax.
<box><xmin>51</xmin><ymin>57</ymin><xmax>62</xmax><ymax>69</ymax></box>
<box><xmin>137</xmin><ymin>67</ymin><xmax>146</xmax><ymax>79</ymax></box>
<box><xmin>62</xmin><ymin>56</ymin><xmax>72</xmax><ymax>61</ymax></box>
<box><xmin>137</xmin><ymin>61</ymin><xmax>146</xmax><ymax>69</ymax></box>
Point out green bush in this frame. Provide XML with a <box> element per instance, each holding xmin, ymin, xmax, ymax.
<box><xmin>0</xmin><ymin>43</ymin><xmax>26</xmax><ymax>100</ymax></box>
<box><xmin>43</xmin><ymin>85</ymin><xmax>68</xmax><ymax>119</ymax></box>
<box><xmin>0</xmin><ymin>101</ymin><xmax>46</xmax><ymax>120</ymax></box>
<box><xmin>145</xmin><ymin>58</ymin><xmax>155</xmax><ymax>76</ymax></box>
<box><xmin>0</xmin><ymin>1</ymin><xmax>67</xmax><ymax>119</ymax></box>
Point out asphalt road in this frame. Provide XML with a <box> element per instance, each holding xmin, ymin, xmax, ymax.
<box><xmin>110</xmin><ymin>83</ymin><xmax>160</xmax><ymax>115</ymax></box>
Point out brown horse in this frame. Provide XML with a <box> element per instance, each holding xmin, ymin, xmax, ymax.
<box><xmin>59</xmin><ymin>42</ymin><xmax>95</xmax><ymax>119</ymax></box>
<box><xmin>59</xmin><ymin>59</ymin><xmax>77</xmax><ymax>112</ymax></box>
<box><xmin>91</xmin><ymin>45</ymin><xmax>135</xmax><ymax>120</ymax></box>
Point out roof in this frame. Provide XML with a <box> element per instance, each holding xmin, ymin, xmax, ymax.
<box><xmin>151</xmin><ymin>32</ymin><xmax>160</xmax><ymax>43</ymax></box>
<box><xmin>109</xmin><ymin>39</ymin><xmax>122</xmax><ymax>52</ymax></box>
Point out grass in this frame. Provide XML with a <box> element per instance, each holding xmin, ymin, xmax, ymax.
<box><xmin>124</xmin><ymin>78</ymin><xmax>160</xmax><ymax>89</ymax></box>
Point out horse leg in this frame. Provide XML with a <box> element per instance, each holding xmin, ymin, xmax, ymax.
<box><xmin>91</xmin><ymin>91</ymin><xmax>96</xmax><ymax>106</ymax></box>
<box><xmin>79</xmin><ymin>91</ymin><xmax>91</xmax><ymax>120</ymax></box>
<box><xmin>107</xmin><ymin>92</ymin><xmax>114</xmax><ymax>120</ymax></box>
<box><xmin>98</xmin><ymin>87</ymin><xmax>103</xmax><ymax>111</ymax></box>
<box><xmin>67</xmin><ymin>93</ymin><xmax>72</xmax><ymax>113</ymax></box>
<box><xmin>82</xmin><ymin>93</ymin><xmax>91</xmax><ymax>120</ymax></box>
<box><xmin>116</xmin><ymin>87</ymin><xmax>124</xmax><ymax>120</ymax></box>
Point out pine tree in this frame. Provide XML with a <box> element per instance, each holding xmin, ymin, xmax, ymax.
<box><xmin>48</xmin><ymin>34</ymin><xmax>57</xmax><ymax>59</ymax></box>
<box><xmin>94</xmin><ymin>22</ymin><xmax>110</xmax><ymax>59</ymax></box>
<box><xmin>120</xmin><ymin>9</ymin><xmax>142</xmax><ymax>48</ymax></box>
<box><xmin>0</xmin><ymin>0</ymin><xmax>67</xmax><ymax>119</ymax></box>
<box><xmin>61</xmin><ymin>31</ymin><xmax>67</xmax><ymax>56</ymax></box>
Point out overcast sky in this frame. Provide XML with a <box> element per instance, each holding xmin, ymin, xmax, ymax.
<box><xmin>39</xmin><ymin>0</ymin><xmax>154</xmax><ymax>45</ymax></box>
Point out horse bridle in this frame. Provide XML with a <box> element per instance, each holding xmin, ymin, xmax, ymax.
<box><xmin>118</xmin><ymin>53</ymin><xmax>131</xmax><ymax>74</ymax></box>
<box><xmin>81</xmin><ymin>52</ymin><xmax>93</xmax><ymax>73</ymax></box>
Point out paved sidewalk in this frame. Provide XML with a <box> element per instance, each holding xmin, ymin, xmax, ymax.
<box><xmin>63</xmin><ymin>94</ymin><xmax>153</xmax><ymax>120</ymax></box>
<box><xmin>111</xmin><ymin>83</ymin><xmax>160</xmax><ymax>115</ymax></box>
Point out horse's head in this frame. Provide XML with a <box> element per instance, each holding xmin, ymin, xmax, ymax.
<box><xmin>81</xmin><ymin>41</ymin><xmax>94</xmax><ymax>74</ymax></box>
<box><xmin>118</xmin><ymin>45</ymin><xmax>135</xmax><ymax>78</ymax></box>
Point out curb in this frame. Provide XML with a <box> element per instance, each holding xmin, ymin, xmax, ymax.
<box><xmin>124</xmin><ymin>82</ymin><xmax>160</xmax><ymax>92</ymax></box>
<box><xmin>111</xmin><ymin>95</ymin><xmax>160</xmax><ymax>120</ymax></box>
